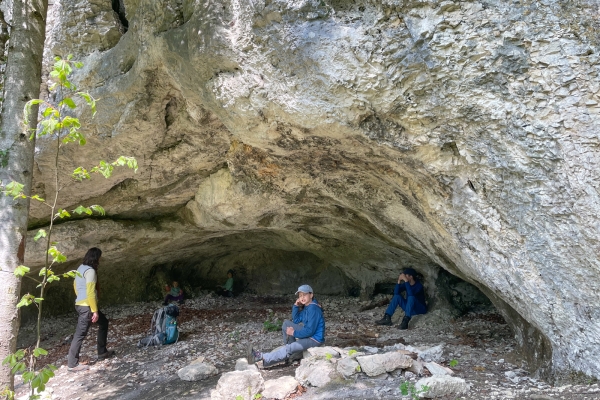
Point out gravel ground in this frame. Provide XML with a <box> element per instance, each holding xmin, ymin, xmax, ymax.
<box><xmin>13</xmin><ymin>293</ymin><xmax>600</xmax><ymax>400</ymax></box>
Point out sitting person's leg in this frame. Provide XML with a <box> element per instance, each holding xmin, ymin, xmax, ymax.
<box><xmin>281</xmin><ymin>320</ymin><xmax>304</xmax><ymax>344</ymax></box>
<box><xmin>262</xmin><ymin>338</ymin><xmax>321</xmax><ymax>367</ymax></box>
<box><xmin>163</xmin><ymin>294</ymin><xmax>174</xmax><ymax>305</ymax></box>
<box><xmin>397</xmin><ymin>296</ymin><xmax>426</xmax><ymax>330</ymax></box>
<box><xmin>376</xmin><ymin>294</ymin><xmax>407</xmax><ymax>325</ymax></box>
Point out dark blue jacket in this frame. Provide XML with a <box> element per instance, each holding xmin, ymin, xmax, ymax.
<box><xmin>292</xmin><ymin>299</ymin><xmax>325</xmax><ymax>343</ymax></box>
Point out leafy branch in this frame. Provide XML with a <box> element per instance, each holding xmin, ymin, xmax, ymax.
<box><xmin>1</xmin><ymin>55</ymin><xmax>137</xmax><ymax>399</ymax></box>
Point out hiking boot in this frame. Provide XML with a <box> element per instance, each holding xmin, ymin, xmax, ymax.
<box><xmin>398</xmin><ymin>316</ymin><xmax>411</xmax><ymax>330</ymax></box>
<box><xmin>375</xmin><ymin>313</ymin><xmax>392</xmax><ymax>326</ymax></box>
<box><xmin>246</xmin><ymin>344</ymin><xmax>263</xmax><ymax>364</ymax></box>
<box><xmin>68</xmin><ymin>364</ymin><xmax>89</xmax><ymax>372</ymax></box>
<box><xmin>98</xmin><ymin>350</ymin><xmax>116</xmax><ymax>360</ymax></box>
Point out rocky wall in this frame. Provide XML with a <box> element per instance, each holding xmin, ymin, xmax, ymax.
<box><xmin>23</xmin><ymin>0</ymin><xmax>600</xmax><ymax>380</ymax></box>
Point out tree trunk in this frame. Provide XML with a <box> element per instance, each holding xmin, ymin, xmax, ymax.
<box><xmin>0</xmin><ymin>0</ymin><xmax>48</xmax><ymax>391</ymax></box>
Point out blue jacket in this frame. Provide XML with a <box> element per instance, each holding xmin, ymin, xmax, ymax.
<box><xmin>291</xmin><ymin>299</ymin><xmax>325</xmax><ymax>343</ymax></box>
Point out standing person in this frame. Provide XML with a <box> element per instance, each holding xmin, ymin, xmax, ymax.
<box><xmin>67</xmin><ymin>247</ymin><xmax>115</xmax><ymax>372</ymax></box>
<box><xmin>375</xmin><ymin>268</ymin><xmax>427</xmax><ymax>330</ymax></box>
<box><xmin>247</xmin><ymin>284</ymin><xmax>325</xmax><ymax>368</ymax></box>
<box><xmin>163</xmin><ymin>281</ymin><xmax>184</xmax><ymax>305</ymax></box>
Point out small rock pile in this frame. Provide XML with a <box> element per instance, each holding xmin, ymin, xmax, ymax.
<box><xmin>203</xmin><ymin>344</ymin><xmax>469</xmax><ymax>399</ymax></box>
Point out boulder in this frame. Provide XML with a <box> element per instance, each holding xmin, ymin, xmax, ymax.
<box><xmin>305</xmin><ymin>346</ymin><xmax>341</xmax><ymax>359</ymax></box>
<box><xmin>235</xmin><ymin>358</ymin><xmax>258</xmax><ymax>372</ymax></box>
<box><xmin>262</xmin><ymin>376</ymin><xmax>299</xmax><ymax>399</ymax></box>
<box><xmin>211</xmin><ymin>370</ymin><xmax>264</xmax><ymax>400</ymax></box>
<box><xmin>177</xmin><ymin>362</ymin><xmax>218</xmax><ymax>381</ymax></box>
<box><xmin>336</xmin><ymin>356</ymin><xmax>361</xmax><ymax>378</ymax></box>
<box><xmin>424</xmin><ymin>361</ymin><xmax>454</xmax><ymax>376</ymax></box>
<box><xmin>356</xmin><ymin>352</ymin><xmax>413</xmax><ymax>377</ymax></box>
<box><xmin>415</xmin><ymin>376</ymin><xmax>469</xmax><ymax>398</ymax></box>
<box><xmin>295</xmin><ymin>357</ymin><xmax>337</xmax><ymax>387</ymax></box>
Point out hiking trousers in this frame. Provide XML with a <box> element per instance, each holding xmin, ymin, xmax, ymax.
<box><xmin>67</xmin><ymin>306</ymin><xmax>109</xmax><ymax>368</ymax></box>
<box><xmin>262</xmin><ymin>320</ymin><xmax>323</xmax><ymax>366</ymax></box>
<box><xmin>385</xmin><ymin>294</ymin><xmax>427</xmax><ymax>318</ymax></box>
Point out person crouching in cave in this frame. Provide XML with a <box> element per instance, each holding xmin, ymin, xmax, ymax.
<box><xmin>375</xmin><ymin>268</ymin><xmax>427</xmax><ymax>330</ymax></box>
<box><xmin>216</xmin><ymin>269</ymin><xmax>235</xmax><ymax>297</ymax></box>
<box><xmin>247</xmin><ymin>284</ymin><xmax>325</xmax><ymax>368</ymax></box>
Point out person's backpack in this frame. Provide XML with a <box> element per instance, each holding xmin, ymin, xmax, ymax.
<box><xmin>138</xmin><ymin>304</ymin><xmax>179</xmax><ymax>347</ymax></box>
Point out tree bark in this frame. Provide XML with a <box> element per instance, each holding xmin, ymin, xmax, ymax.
<box><xmin>0</xmin><ymin>0</ymin><xmax>48</xmax><ymax>391</ymax></box>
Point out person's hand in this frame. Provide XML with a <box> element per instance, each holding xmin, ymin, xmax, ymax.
<box><xmin>294</xmin><ymin>298</ymin><xmax>303</xmax><ymax>306</ymax></box>
<box><xmin>286</xmin><ymin>326</ymin><xmax>295</xmax><ymax>336</ymax></box>
<box><xmin>92</xmin><ymin>312</ymin><xmax>99</xmax><ymax>323</ymax></box>
<box><xmin>398</xmin><ymin>273</ymin><xmax>406</xmax><ymax>284</ymax></box>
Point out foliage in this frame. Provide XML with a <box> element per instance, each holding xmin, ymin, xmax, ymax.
<box><xmin>449</xmin><ymin>359</ymin><xmax>458</xmax><ymax>368</ymax></box>
<box><xmin>348</xmin><ymin>349</ymin><xmax>357</xmax><ymax>356</ymax></box>
<box><xmin>400</xmin><ymin>381</ymin><xmax>430</xmax><ymax>400</ymax></box>
<box><xmin>262</xmin><ymin>312</ymin><xmax>282</xmax><ymax>332</ymax></box>
<box><xmin>0</xmin><ymin>55</ymin><xmax>137</xmax><ymax>399</ymax></box>
<box><xmin>325</xmin><ymin>353</ymin><xmax>332</xmax><ymax>361</ymax></box>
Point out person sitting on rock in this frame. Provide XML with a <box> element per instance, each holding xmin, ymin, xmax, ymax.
<box><xmin>163</xmin><ymin>281</ymin><xmax>184</xmax><ymax>305</ymax></box>
<box><xmin>247</xmin><ymin>284</ymin><xmax>325</xmax><ymax>368</ymax></box>
<box><xmin>375</xmin><ymin>268</ymin><xmax>427</xmax><ymax>330</ymax></box>
<box><xmin>217</xmin><ymin>269</ymin><xmax>235</xmax><ymax>297</ymax></box>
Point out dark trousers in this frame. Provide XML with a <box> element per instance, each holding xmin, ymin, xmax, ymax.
<box><xmin>385</xmin><ymin>294</ymin><xmax>427</xmax><ymax>318</ymax></box>
<box><xmin>164</xmin><ymin>293</ymin><xmax>184</xmax><ymax>304</ymax></box>
<box><xmin>67</xmin><ymin>306</ymin><xmax>109</xmax><ymax>367</ymax></box>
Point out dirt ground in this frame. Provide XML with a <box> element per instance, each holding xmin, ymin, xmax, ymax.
<box><xmin>13</xmin><ymin>293</ymin><xmax>600</xmax><ymax>400</ymax></box>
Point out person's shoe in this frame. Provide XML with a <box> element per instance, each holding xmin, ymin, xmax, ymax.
<box><xmin>398</xmin><ymin>316</ymin><xmax>411</xmax><ymax>330</ymax></box>
<box><xmin>246</xmin><ymin>344</ymin><xmax>263</xmax><ymax>364</ymax></box>
<box><xmin>68</xmin><ymin>364</ymin><xmax>89</xmax><ymax>372</ymax></box>
<box><xmin>98</xmin><ymin>350</ymin><xmax>116</xmax><ymax>360</ymax></box>
<box><xmin>375</xmin><ymin>313</ymin><xmax>393</xmax><ymax>326</ymax></box>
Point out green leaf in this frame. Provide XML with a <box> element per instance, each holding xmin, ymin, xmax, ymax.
<box><xmin>59</xmin><ymin>97</ymin><xmax>77</xmax><ymax>109</ymax></box>
<box><xmin>113</xmin><ymin>156</ymin><xmax>139</xmax><ymax>173</ymax></box>
<box><xmin>74</xmin><ymin>61</ymin><xmax>84</xmax><ymax>68</ymax></box>
<box><xmin>73</xmin><ymin>205</ymin><xmax>92</xmax><ymax>215</ymax></box>
<box><xmin>16</xmin><ymin>294</ymin><xmax>34</xmax><ymax>308</ymax></box>
<box><xmin>22</xmin><ymin>370</ymin><xmax>34</xmax><ymax>383</ymax></box>
<box><xmin>47</xmin><ymin>275</ymin><xmax>60</xmax><ymax>283</ymax></box>
<box><xmin>77</xmin><ymin>92</ymin><xmax>96</xmax><ymax>116</ymax></box>
<box><xmin>14</xmin><ymin>265</ymin><xmax>30</xmax><ymax>277</ymax></box>
<box><xmin>48</xmin><ymin>246</ymin><xmax>67</xmax><ymax>263</ymax></box>
<box><xmin>31</xmin><ymin>194</ymin><xmax>45</xmax><ymax>202</ymax></box>
<box><xmin>72</xmin><ymin>166</ymin><xmax>90</xmax><ymax>181</ymax></box>
<box><xmin>23</xmin><ymin>99</ymin><xmax>44</xmax><ymax>127</ymax></box>
<box><xmin>90</xmin><ymin>205</ymin><xmax>105</xmax><ymax>216</ymax></box>
<box><xmin>91</xmin><ymin>161</ymin><xmax>114</xmax><ymax>178</ymax></box>
<box><xmin>54</xmin><ymin>209</ymin><xmax>71</xmax><ymax>219</ymax></box>
<box><xmin>4</xmin><ymin>181</ymin><xmax>25</xmax><ymax>198</ymax></box>
<box><xmin>63</xmin><ymin>270</ymin><xmax>78</xmax><ymax>279</ymax></box>
<box><xmin>33</xmin><ymin>348</ymin><xmax>48</xmax><ymax>357</ymax></box>
<box><xmin>33</xmin><ymin>229</ymin><xmax>47</xmax><ymax>242</ymax></box>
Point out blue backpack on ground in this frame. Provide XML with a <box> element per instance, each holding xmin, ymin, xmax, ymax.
<box><xmin>138</xmin><ymin>304</ymin><xmax>179</xmax><ymax>347</ymax></box>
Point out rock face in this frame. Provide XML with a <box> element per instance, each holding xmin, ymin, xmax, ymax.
<box><xmin>23</xmin><ymin>0</ymin><xmax>600</xmax><ymax>381</ymax></box>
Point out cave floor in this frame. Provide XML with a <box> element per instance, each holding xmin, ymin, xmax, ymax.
<box><xmin>14</xmin><ymin>294</ymin><xmax>600</xmax><ymax>400</ymax></box>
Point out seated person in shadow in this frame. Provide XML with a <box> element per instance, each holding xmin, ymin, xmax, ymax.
<box><xmin>216</xmin><ymin>269</ymin><xmax>235</xmax><ymax>297</ymax></box>
<box><xmin>163</xmin><ymin>281</ymin><xmax>184</xmax><ymax>305</ymax></box>
<box><xmin>374</xmin><ymin>267</ymin><xmax>427</xmax><ymax>329</ymax></box>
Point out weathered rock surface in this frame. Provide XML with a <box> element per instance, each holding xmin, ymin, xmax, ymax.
<box><xmin>262</xmin><ymin>376</ymin><xmax>299</xmax><ymax>400</ymax></box>
<box><xmin>295</xmin><ymin>358</ymin><xmax>336</xmax><ymax>387</ymax></box>
<box><xmin>211</xmin><ymin>369</ymin><xmax>264</xmax><ymax>400</ymax></box>
<box><xmin>23</xmin><ymin>0</ymin><xmax>600</xmax><ymax>380</ymax></box>
<box><xmin>356</xmin><ymin>351</ymin><xmax>413</xmax><ymax>376</ymax></box>
<box><xmin>177</xmin><ymin>361</ymin><xmax>218</xmax><ymax>381</ymax></box>
<box><xmin>415</xmin><ymin>376</ymin><xmax>470</xmax><ymax>398</ymax></box>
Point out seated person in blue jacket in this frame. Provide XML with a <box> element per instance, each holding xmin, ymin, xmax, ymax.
<box><xmin>247</xmin><ymin>284</ymin><xmax>325</xmax><ymax>368</ymax></box>
<box><xmin>375</xmin><ymin>268</ymin><xmax>427</xmax><ymax>329</ymax></box>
